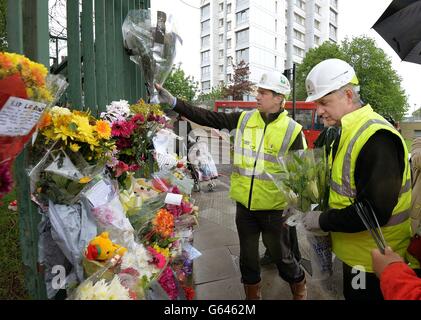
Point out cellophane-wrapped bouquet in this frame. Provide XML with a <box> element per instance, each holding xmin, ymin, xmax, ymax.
<box><xmin>0</xmin><ymin>52</ymin><xmax>67</xmax><ymax>200</ymax></box>
<box><xmin>268</xmin><ymin>147</ymin><xmax>333</xmax><ymax>280</ymax></box>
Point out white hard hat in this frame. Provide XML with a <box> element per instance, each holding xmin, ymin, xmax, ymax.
<box><xmin>257</xmin><ymin>72</ymin><xmax>291</xmax><ymax>96</ymax></box>
<box><xmin>305</xmin><ymin>58</ymin><xmax>359</xmax><ymax>102</ymax></box>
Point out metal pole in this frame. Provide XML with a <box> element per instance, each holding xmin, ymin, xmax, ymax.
<box><xmin>292</xmin><ymin>63</ymin><xmax>296</xmax><ymax>120</ymax></box>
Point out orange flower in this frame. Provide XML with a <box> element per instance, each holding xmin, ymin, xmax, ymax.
<box><xmin>38</xmin><ymin>112</ymin><xmax>52</xmax><ymax>129</ymax></box>
<box><xmin>153</xmin><ymin>209</ymin><xmax>174</xmax><ymax>238</ymax></box>
<box><xmin>95</xmin><ymin>120</ymin><xmax>111</xmax><ymax>139</ymax></box>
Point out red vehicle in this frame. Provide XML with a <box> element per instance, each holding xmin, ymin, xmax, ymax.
<box><xmin>214</xmin><ymin>100</ymin><xmax>323</xmax><ymax>148</ymax></box>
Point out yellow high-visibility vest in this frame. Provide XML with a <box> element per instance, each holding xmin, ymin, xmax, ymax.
<box><xmin>230</xmin><ymin>110</ymin><xmax>304</xmax><ymax>210</ymax></box>
<box><xmin>328</xmin><ymin>104</ymin><xmax>418</xmax><ymax>272</ymax></box>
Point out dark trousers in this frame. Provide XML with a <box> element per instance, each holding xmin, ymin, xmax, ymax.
<box><xmin>235</xmin><ymin>203</ymin><xmax>304</xmax><ymax>285</ymax></box>
<box><xmin>342</xmin><ymin>263</ymin><xmax>383</xmax><ymax>300</ymax></box>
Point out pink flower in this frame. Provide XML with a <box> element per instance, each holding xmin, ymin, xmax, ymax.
<box><xmin>128</xmin><ymin>164</ymin><xmax>141</xmax><ymax>171</ymax></box>
<box><xmin>158</xmin><ymin>266</ymin><xmax>178</xmax><ymax>300</ymax></box>
<box><xmin>111</xmin><ymin>120</ymin><xmax>136</xmax><ymax>138</ymax></box>
<box><xmin>147</xmin><ymin>246</ymin><xmax>167</xmax><ymax>269</ymax></box>
<box><xmin>167</xmin><ymin>186</ymin><xmax>180</xmax><ymax>194</ymax></box>
<box><xmin>166</xmin><ymin>204</ymin><xmax>182</xmax><ymax>218</ymax></box>
<box><xmin>0</xmin><ymin>162</ymin><xmax>13</xmax><ymax>199</ymax></box>
<box><xmin>114</xmin><ymin>161</ymin><xmax>129</xmax><ymax>177</ymax></box>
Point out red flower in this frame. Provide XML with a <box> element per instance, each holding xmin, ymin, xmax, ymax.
<box><xmin>114</xmin><ymin>161</ymin><xmax>129</xmax><ymax>177</ymax></box>
<box><xmin>182</xmin><ymin>286</ymin><xmax>195</xmax><ymax>300</ymax></box>
<box><xmin>130</xmin><ymin>114</ymin><xmax>145</xmax><ymax>126</ymax></box>
<box><xmin>116</xmin><ymin>137</ymin><xmax>132</xmax><ymax>150</ymax></box>
<box><xmin>111</xmin><ymin>120</ymin><xmax>136</xmax><ymax>138</ymax></box>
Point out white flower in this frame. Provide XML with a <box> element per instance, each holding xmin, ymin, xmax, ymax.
<box><xmin>120</xmin><ymin>244</ymin><xmax>159</xmax><ymax>280</ymax></box>
<box><xmin>101</xmin><ymin>100</ymin><xmax>132</xmax><ymax>122</ymax></box>
<box><xmin>75</xmin><ymin>276</ymin><xmax>131</xmax><ymax>300</ymax></box>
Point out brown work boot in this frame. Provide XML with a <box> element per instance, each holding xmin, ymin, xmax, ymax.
<box><xmin>243</xmin><ymin>281</ymin><xmax>262</xmax><ymax>300</ymax></box>
<box><xmin>289</xmin><ymin>278</ymin><xmax>307</xmax><ymax>300</ymax></box>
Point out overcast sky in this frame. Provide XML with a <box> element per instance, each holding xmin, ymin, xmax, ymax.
<box><xmin>152</xmin><ymin>0</ymin><xmax>421</xmax><ymax>115</ymax></box>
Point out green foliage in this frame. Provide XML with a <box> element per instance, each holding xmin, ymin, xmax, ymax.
<box><xmin>195</xmin><ymin>84</ymin><xmax>227</xmax><ymax>104</ymax></box>
<box><xmin>0</xmin><ymin>0</ymin><xmax>7</xmax><ymax>51</ymax></box>
<box><xmin>296</xmin><ymin>41</ymin><xmax>346</xmax><ymax>100</ymax></box>
<box><xmin>296</xmin><ymin>36</ymin><xmax>409</xmax><ymax>120</ymax></box>
<box><xmin>163</xmin><ymin>65</ymin><xmax>198</xmax><ymax>103</ymax></box>
<box><xmin>0</xmin><ymin>189</ymin><xmax>28</xmax><ymax>299</ymax></box>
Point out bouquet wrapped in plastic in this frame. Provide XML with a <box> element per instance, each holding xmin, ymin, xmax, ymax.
<box><xmin>0</xmin><ymin>52</ymin><xmax>67</xmax><ymax>199</ymax></box>
<box><xmin>122</xmin><ymin>9</ymin><xmax>181</xmax><ymax>103</ymax></box>
<box><xmin>30</xmin><ymin>106</ymin><xmax>115</xmax><ymax>205</ymax></box>
<box><xmin>268</xmin><ymin>147</ymin><xmax>332</xmax><ymax>280</ymax></box>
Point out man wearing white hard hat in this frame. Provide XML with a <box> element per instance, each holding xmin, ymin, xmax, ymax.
<box><xmin>155</xmin><ymin>71</ymin><xmax>308</xmax><ymax>300</ymax></box>
<box><xmin>302</xmin><ymin>58</ymin><xmax>420</xmax><ymax>300</ymax></box>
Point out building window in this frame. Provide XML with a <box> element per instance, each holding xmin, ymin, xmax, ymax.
<box><xmin>236</xmin><ymin>28</ymin><xmax>249</xmax><ymax>45</ymax></box>
<box><xmin>330</xmin><ymin>0</ymin><xmax>338</xmax><ymax>8</ymax></box>
<box><xmin>275</xmin><ymin>1</ymin><xmax>278</xmax><ymax>13</ymax></box>
<box><xmin>227</xmin><ymin>73</ymin><xmax>232</xmax><ymax>81</ymax></box>
<box><xmin>219</xmin><ymin>65</ymin><xmax>224</xmax><ymax>73</ymax></box>
<box><xmin>227</xmin><ymin>3</ymin><xmax>232</xmax><ymax>13</ymax></box>
<box><xmin>201</xmin><ymin>50</ymin><xmax>210</xmax><ymax>64</ymax></box>
<box><xmin>202</xmin><ymin>81</ymin><xmax>211</xmax><ymax>91</ymax></box>
<box><xmin>236</xmin><ymin>47</ymin><xmax>249</xmax><ymax>63</ymax></box>
<box><xmin>329</xmin><ymin>24</ymin><xmax>337</xmax><ymax>39</ymax></box>
<box><xmin>330</xmin><ymin>9</ymin><xmax>337</xmax><ymax>24</ymax></box>
<box><xmin>236</xmin><ymin>9</ymin><xmax>249</xmax><ymax>26</ymax></box>
<box><xmin>201</xmin><ymin>66</ymin><xmax>210</xmax><ymax>77</ymax></box>
<box><xmin>295</xmin><ymin>0</ymin><xmax>305</xmax><ymax>10</ymax></box>
<box><xmin>274</xmin><ymin>55</ymin><xmax>277</xmax><ymax>68</ymax></box>
<box><xmin>219</xmin><ymin>18</ymin><xmax>224</xmax><ymax>28</ymax></box>
<box><xmin>227</xmin><ymin>21</ymin><xmax>232</xmax><ymax>31</ymax></box>
<box><xmin>314</xmin><ymin>35</ymin><xmax>320</xmax><ymax>45</ymax></box>
<box><xmin>315</xmin><ymin>4</ymin><xmax>321</xmax><ymax>14</ymax></box>
<box><xmin>314</xmin><ymin>19</ymin><xmax>320</xmax><ymax>30</ymax></box>
<box><xmin>219</xmin><ymin>2</ymin><xmax>224</xmax><ymax>12</ymax></box>
<box><xmin>227</xmin><ymin>38</ymin><xmax>232</xmax><ymax>49</ymax></box>
<box><xmin>294</xmin><ymin>45</ymin><xmax>304</xmax><ymax>57</ymax></box>
<box><xmin>227</xmin><ymin>56</ymin><xmax>233</xmax><ymax>65</ymax></box>
<box><xmin>219</xmin><ymin>49</ymin><xmax>224</xmax><ymax>58</ymax></box>
<box><xmin>275</xmin><ymin>19</ymin><xmax>277</xmax><ymax>32</ymax></box>
<box><xmin>201</xmin><ymin>35</ymin><xmax>210</xmax><ymax>48</ymax></box>
<box><xmin>294</xmin><ymin>29</ymin><xmax>305</xmax><ymax>42</ymax></box>
<box><xmin>219</xmin><ymin>34</ymin><xmax>224</xmax><ymax>44</ymax></box>
<box><xmin>294</xmin><ymin>13</ymin><xmax>305</xmax><ymax>26</ymax></box>
<box><xmin>275</xmin><ymin>37</ymin><xmax>277</xmax><ymax>50</ymax></box>
<box><xmin>201</xmin><ymin>4</ymin><xmax>210</xmax><ymax>20</ymax></box>
<box><xmin>201</xmin><ymin>20</ymin><xmax>210</xmax><ymax>34</ymax></box>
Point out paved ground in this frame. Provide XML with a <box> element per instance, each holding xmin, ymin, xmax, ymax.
<box><xmin>191</xmin><ymin>135</ymin><xmax>345</xmax><ymax>300</ymax></box>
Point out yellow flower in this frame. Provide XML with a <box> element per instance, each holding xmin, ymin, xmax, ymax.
<box><xmin>79</xmin><ymin>176</ymin><xmax>92</xmax><ymax>184</ymax></box>
<box><xmin>69</xmin><ymin>143</ymin><xmax>81</xmax><ymax>152</ymax></box>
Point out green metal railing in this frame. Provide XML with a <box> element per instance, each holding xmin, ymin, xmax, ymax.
<box><xmin>6</xmin><ymin>0</ymin><xmax>150</xmax><ymax>299</ymax></box>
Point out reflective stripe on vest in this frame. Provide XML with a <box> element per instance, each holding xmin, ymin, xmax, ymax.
<box><xmin>330</xmin><ymin>118</ymin><xmax>411</xmax><ymax>227</ymax></box>
<box><xmin>232</xmin><ymin>166</ymin><xmax>273</xmax><ymax>181</ymax></box>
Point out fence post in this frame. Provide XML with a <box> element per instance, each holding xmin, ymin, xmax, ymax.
<box><xmin>7</xmin><ymin>0</ymin><xmax>49</xmax><ymax>300</ymax></box>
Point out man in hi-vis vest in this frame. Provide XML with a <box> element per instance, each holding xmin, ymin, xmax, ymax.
<box><xmin>155</xmin><ymin>72</ymin><xmax>307</xmax><ymax>300</ymax></box>
<box><xmin>302</xmin><ymin>58</ymin><xmax>420</xmax><ymax>300</ymax></box>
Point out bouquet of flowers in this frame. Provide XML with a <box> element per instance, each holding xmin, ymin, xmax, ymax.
<box><xmin>102</xmin><ymin>99</ymin><xmax>169</xmax><ymax>180</ymax></box>
<box><xmin>32</xmin><ymin>106</ymin><xmax>114</xmax><ymax>205</ymax></box>
<box><xmin>267</xmin><ymin>147</ymin><xmax>332</xmax><ymax>280</ymax></box>
<box><xmin>0</xmin><ymin>52</ymin><xmax>67</xmax><ymax>199</ymax></box>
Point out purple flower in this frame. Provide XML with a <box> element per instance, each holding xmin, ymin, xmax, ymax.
<box><xmin>0</xmin><ymin>162</ymin><xmax>13</xmax><ymax>198</ymax></box>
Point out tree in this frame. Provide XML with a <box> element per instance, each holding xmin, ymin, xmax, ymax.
<box><xmin>224</xmin><ymin>60</ymin><xmax>254</xmax><ymax>100</ymax></box>
<box><xmin>163</xmin><ymin>65</ymin><xmax>198</xmax><ymax>102</ymax></box>
<box><xmin>195</xmin><ymin>84</ymin><xmax>227</xmax><ymax>104</ymax></box>
<box><xmin>296</xmin><ymin>36</ymin><xmax>409</xmax><ymax>120</ymax></box>
<box><xmin>0</xmin><ymin>0</ymin><xmax>7</xmax><ymax>51</ymax></box>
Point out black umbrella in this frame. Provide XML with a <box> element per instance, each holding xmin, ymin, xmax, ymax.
<box><xmin>373</xmin><ymin>0</ymin><xmax>421</xmax><ymax>64</ymax></box>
